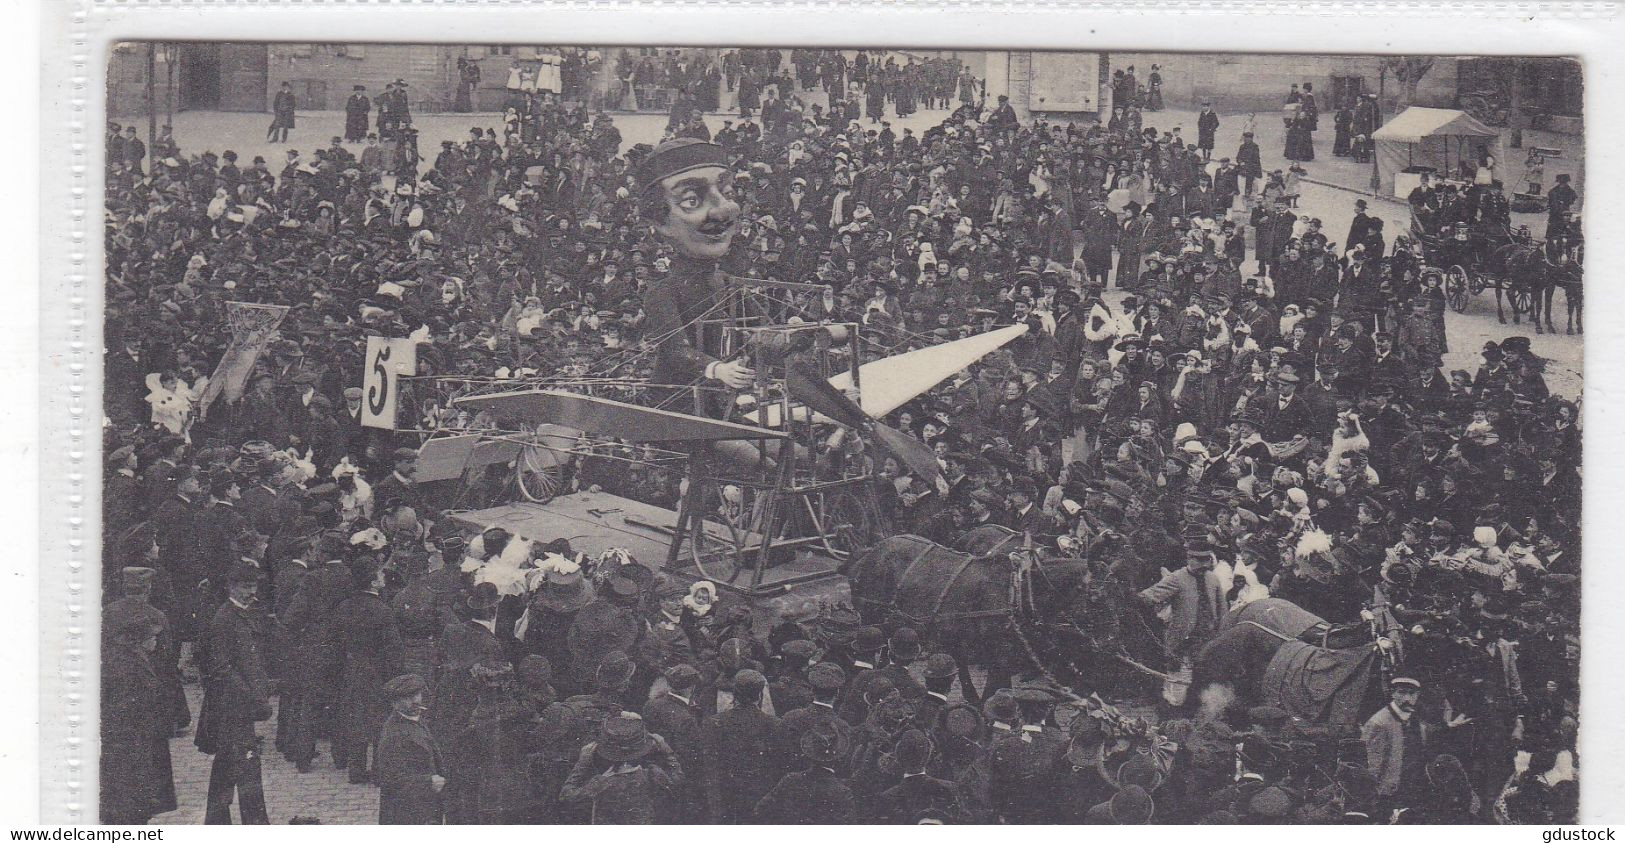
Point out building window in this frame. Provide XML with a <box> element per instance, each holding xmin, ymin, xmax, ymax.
<box><xmin>336</xmin><ymin>44</ymin><xmax>366</xmax><ymax>59</ymax></box>
<box><xmin>288</xmin><ymin>44</ymin><xmax>314</xmax><ymax>58</ymax></box>
<box><xmin>489</xmin><ymin>45</ymin><xmax>514</xmax><ymax>57</ymax></box>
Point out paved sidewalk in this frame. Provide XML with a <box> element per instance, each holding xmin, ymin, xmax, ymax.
<box><xmin>152</xmin><ymin>687</ymin><xmax>378</xmax><ymax>825</ymax></box>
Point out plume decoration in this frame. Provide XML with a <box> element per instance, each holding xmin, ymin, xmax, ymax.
<box><xmin>1296</xmin><ymin>528</ymin><xmax>1333</xmax><ymax>559</ymax></box>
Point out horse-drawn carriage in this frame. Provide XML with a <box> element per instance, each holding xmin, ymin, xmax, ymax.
<box><xmin>1412</xmin><ymin>219</ymin><xmax>1548</xmax><ymax>321</ymax></box>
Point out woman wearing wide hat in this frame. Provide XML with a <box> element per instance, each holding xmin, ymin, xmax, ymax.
<box><xmin>519</xmin><ymin>556</ymin><xmax>595</xmax><ymax>693</ymax></box>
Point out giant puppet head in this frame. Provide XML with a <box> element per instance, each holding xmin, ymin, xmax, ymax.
<box><xmin>636</xmin><ymin>138</ymin><xmax>741</xmax><ymax>261</ymax></box>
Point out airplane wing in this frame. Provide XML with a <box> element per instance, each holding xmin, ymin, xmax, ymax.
<box><xmin>739</xmin><ymin>323</ymin><xmax>1030</xmax><ymax>426</ymax></box>
<box><xmin>455</xmin><ymin>390</ymin><xmax>788</xmax><ymax>442</ymax></box>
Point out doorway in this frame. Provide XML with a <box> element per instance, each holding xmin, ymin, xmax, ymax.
<box><xmin>177</xmin><ymin>43</ymin><xmax>221</xmax><ymax>111</ymax></box>
<box><xmin>1330</xmin><ymin>75</ymin><xmax>1365</xmax><ymax>109</ymax></box>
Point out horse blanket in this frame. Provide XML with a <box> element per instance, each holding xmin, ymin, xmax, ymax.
<box><xmin>1261</xmin><ymin>640</ymin><xmax>1377</xmax><ymax>726</ymax></box>
<box><xmin>1224</xmin><ymin>597</ymin><xmax>1327</xmax><ymax>640</ymax></box>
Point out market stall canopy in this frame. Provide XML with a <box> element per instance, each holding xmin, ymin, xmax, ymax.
<box><xmin>1372</xmin><ymin>106</ymin><xmax>1499</xmax><ymax>143</ymax></box>
<box><xmin>1371</xmin><ymin>107</ymin><xmax>1503</xmax><ymax>197</ymax></box>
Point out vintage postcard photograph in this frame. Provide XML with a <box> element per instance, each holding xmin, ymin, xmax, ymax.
<box><xmin>97</xmin><ymin>42</ymin><xmax>1583</xmax><ymax>825</ymax></box>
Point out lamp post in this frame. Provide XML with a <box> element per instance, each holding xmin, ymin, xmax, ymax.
<box><xmin>146</xmin><ymin>42</ymin><xmax>157</xmax><ymax>156</ymax></box>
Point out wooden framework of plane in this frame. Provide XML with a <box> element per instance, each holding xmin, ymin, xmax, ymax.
<box><xmin>404</xmin><ymin>278</ymin><xmax>1032</xmax><ymax>596</ymax></box>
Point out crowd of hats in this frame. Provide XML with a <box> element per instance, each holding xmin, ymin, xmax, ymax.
<box><xmin>97</xmin><ymin>57</ymin><xmax>1581</xmax><ymax>824</ymax></box>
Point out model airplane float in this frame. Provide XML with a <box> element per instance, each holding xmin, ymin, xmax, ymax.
<box><xmin>363</xmin><ymin>139</ymin><xmax>1031</xmax><ymax>597</ymax></box>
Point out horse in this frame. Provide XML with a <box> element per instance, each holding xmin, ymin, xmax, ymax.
<box><xmin>1190</xmin><ymin>593</ymin><xmax>1404</xmax><ymax>725</ymax></box>
<box><xmin>1485</xmin><ymin>238</ymin><xmax>1547</xmax><ymax>328</ymax></box>
<box><xmin>844</xmin><ymin>533</ymin><xmax>1160</xmax><ymax>705</ymax></box>
<box><xmin>954</xmin><ymin>522</ymin><xmax>1025</xmax><ymax>557</ymax></box>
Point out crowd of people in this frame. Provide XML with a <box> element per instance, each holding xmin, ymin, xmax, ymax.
<box><xmin>99</xmin><ymin>50</ymin><xmax>1581</xmax><ymax>825</ymax></box>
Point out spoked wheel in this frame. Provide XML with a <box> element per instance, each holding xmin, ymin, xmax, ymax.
<box><xmin>1468</xmin><ymin>274</ymin><xmax>1488</xmax><ymax>296</ymax></box>
<box><xmin>1510</xmin><ymin>286</ymin><xmax>1534</xmax><ymax>316</ymax></box>
<box><xmin>1444</xmin><ymin>266</ymin><xmax>1471</xmax><ymax>313</ymax></box>
<box><xmin>820</xmin><ymin>487</ymin><xmax>880</xmax><ymax>557</ymax></box>
<box><xmin>686</xmin><ymin>483</ymin><xmax>748</xmax><ymax>583</ymax></box>
<box><xmin>515</xmin><ymin>424</ymin><xmax>581</xmax><ymax>503</ymax></box>
<box><xmin>682</xmin><ymin>510</ymin><xmax>744</xmax><ymax>584</ymax></box>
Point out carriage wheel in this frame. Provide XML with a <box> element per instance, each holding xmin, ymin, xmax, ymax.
<box><xmin>821</xmin><ymin>487</ymin><xmax>879</xmax><ymax>557</ymax></box>
<box><xmin>1510</xmin><ymin>286</ymin><xmax>1534</xmax><ymax>315</ymax></box>
<box><xmin>1444</xmin><ymin>267</ymin><xmax>1471</xmax><ymax>313</ymax></box>
<box><xmin>1468</xmin><ymin>274</ymin><xmax>1487</xmax><ymax>296</ymax></box>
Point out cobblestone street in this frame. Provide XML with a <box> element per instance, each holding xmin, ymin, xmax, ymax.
<box><xmin>153</xmin><ymin>687</ymin><xmax>378</xmax><ymax>825</ymax></box>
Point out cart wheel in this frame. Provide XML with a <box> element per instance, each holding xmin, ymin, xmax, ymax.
<box><xmin>1443</xmin><ymin>268</ymin><xmax>1471</xmax><ymax>313</ymax></box>
<box><xmin>1510</xmin><ymin>287</ymin><xmax>1534</xmax><ymax>315</ymax></box>
<box><xmin>823</xmin><ymin>487</ymin><xmax>880</xmax><ymax>556</ymax></box>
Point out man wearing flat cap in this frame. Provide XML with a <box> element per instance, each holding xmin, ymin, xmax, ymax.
<box><xmin>376</xmin><ymin>673</ymin><xmax>446</xmax><ymax>824</ymax></box>
<box><xmin>1363</xmin><ymin>676</ymin><xmax>1425</xmax><ymax>807</ymax></box>
<box><xmin>1138</xmin><ymin>535</ymin><xmax>1229</xmax><ymax>704</ymax></box>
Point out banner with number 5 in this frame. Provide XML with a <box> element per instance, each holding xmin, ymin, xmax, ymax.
<box><xmin>362</xmin><ymin>336</ymin><xmax>418</xmax><ymax>430</ymax></box>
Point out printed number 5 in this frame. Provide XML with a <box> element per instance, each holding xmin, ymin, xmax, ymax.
<box><xmin>367</xmin><ymin>344</ymin><xmax>392</xmax><ymax>416</ymax></box>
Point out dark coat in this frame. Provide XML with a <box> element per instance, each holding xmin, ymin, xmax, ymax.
<box><xmin>430</xmin><ymin>619</ymin><xmax>504</xmax><ymax>742</ymax></box>
<box><xmin>100</xmin><ymin>640</ymin><xmax>168</xmax><ymax>822</ymax></box>
<box><xmin>377</xmin><ymin>712</ymin><xmax>445</xmax><ymax>824</ymax></box>
<box><xmin>272</xmin><ymin>90</ymin><xmax>297</xmax><ymax>127</ymax></box>
<box><xmin>642</xmin><ymin>691</ymin><xmax>708</xmax><ymax>821</ymax></box>
<box><xmin>279</xmin><ymin>561</ymin><xmax>352</xmax><ymax>692</ymax></box>
<box><xmin>1237</xmin><ymin>140</ymin><xmax>1263</xmax><ymax>179</ymax></box>
<box><xmin>755</xmin><ymin>766</ymin><xmax>856</xmax><ymax>823</ymax></box>
<box><xmin>194</xmin><ymin>599</ymin><xmax>272</xmax><ymax>755</ymax></box>
<box><xmin>874</xmin><ymin>772</ymin><xmax>963</xmax><ymax>823</ymax></box>
<box><xmin>335</xmin><ymin>591</ymin><xmax>404</xmax><ymax>748</ymax></box>
<box><xmin>1197</xmin><ymin>110</ymin><xmax>1220</xmax><ymax>150</ymax></box>
<box><xmin>701</xmin><ymin>702</ymin><xmax>781</xmax><ymax>820</ymax></box>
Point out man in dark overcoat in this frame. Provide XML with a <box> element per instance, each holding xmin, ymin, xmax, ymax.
<box><xmin>334</xmin><ymin>560</ymin><xmax>404</xmax><ymax>783</ymax></box>
<box><xmin>268</xmin><ymin>82</ymin><xmax>297</xmax><ymax>144</ymax></box>
<box><xmin>195</xmin><ymin>564</ymin><xmax>273</xmax><ymax>824</ymax></box>
<box><xmin>700</xmin><ymin>669</ymin><xmax>781</xmax><ymax>822</ymax></box>
<box><xmin>377</xmin><ymin>673</ymin><xmax>446</xmax><ymax>824</ymax></box>
<box><xmin>344</xmin><ymin>85</ymin><xmax>371</xmax><ymax>142</ymax></box>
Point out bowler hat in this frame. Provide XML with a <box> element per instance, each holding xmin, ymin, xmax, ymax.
<box><xmin>1109</xmin><ymin>785</ymin><xmax>1155</xmax><ymax>824</ymax></box>
<box><xmin>466</xmin><ymin>582</ymin><xmax>502</xmax><ymax>612</ymax></box>
<box><xmin>808</xmin><ymin>662</ymin><xmax>847</xmax><ymax>693</ymax></box>
<box><xmin>664</xmin><ymin>663</ymin><xmax>701</xmax><ymax>691</ymax></box>
<box><xmin>888</xmin><ymin>627</ymin><xmax>923</xmax><ymax>662</ymax></box>
<box><xmin>382</xmin><ymin>673</ymin><xmax>426</xmax><ymax>701</ymax></box>
<box><xmin>983</xmin><ymin>690</ymin><xmax>1020</xmax><ymax>723</ymax></box>
<box><xmin>853</xmin><ymin>626</ymin><xmax>885</xmax><ymax>654</ymax></box>
<box><xmin>923</xmin><ymin>652</ymin><xmax>958</xmax><ymax>680</ymax></box>
<box><xmin>890</xmin><ymin>729</ymin><xmax>932</xmax><ymax>772</ymax></box>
